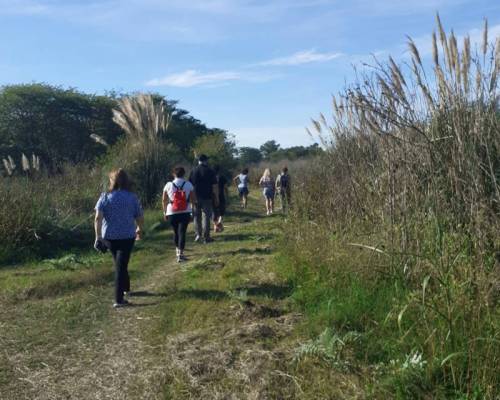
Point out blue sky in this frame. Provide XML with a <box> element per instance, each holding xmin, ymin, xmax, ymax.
<box><xmin>0</xmin><ymin>0</ymin><xmax>498</xmax><ymax>148</ymax></box>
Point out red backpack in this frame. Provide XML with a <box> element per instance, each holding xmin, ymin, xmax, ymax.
<box><xmin>171</xmin><ymin>182</ymin><xmax>188</xmax><ymax>212</ymax></box>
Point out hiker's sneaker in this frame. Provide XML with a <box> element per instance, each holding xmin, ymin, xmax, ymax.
<box><xmin>179</xmin><ymin>254</ymin><xmax>188</xmax><ymax>261</ymax></box>
<box><xmin>113</xmin><ymin>300</ymin><xmax>129</xmax><ymax>308</ymax></box>
<box><xmin>176</xmin><ymin>255</ymin><xmax>182</xmax><ymax>263</ymax></box>
<box><xmin>203</xmin><ymin>237</ymin><xmax>214</xmax><ymax>244</ymax></box>
<box><xmin>194</xmin><ymin>235</ymin><xmax>201</xmax><ymax>243</ymax></box>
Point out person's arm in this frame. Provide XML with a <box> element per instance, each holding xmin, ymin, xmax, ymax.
<box><xmin>134</xmin><ymin>196</ymin><xmax>145</xmax><ymax>239</ymax></box>
<box><xmin>94</xmin><ymin>210</ymin><xmax>103</xmax><ymax>241</ymax></box>
<box><xmin>190</xmin><ymin>190</ymin><xmax>197</xmax><ymax>206</ymax></box>
<box><xmin>233</xmin><ymin>175</ymin><xmax>239</xmax><ymax>183</ymax></box>
<box><xmin>135</xmin><ymin>216</ymin><xmax>145</xmax><ymax>239</ymax></box>
<box><xmin>162</xmin><ymin>191</ymin><xmax>169</xmax><ymax>221</ymax></box>
<box><xmin>275</xmin><ymin>175</ymin><xmax>281</xmax><ymax>190</ymax></box>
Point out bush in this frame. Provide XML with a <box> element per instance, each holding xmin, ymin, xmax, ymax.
<box><xmin>0</xmin><ymin>165</ymin><xmax>101</xmax><ymax>264</ymax></box>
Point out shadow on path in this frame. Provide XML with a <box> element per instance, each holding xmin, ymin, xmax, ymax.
<box><xmin>177</xmin><ymin>288</ymin><xmax>229</xmax><ymax>301</ymax></box>
<box><xmin>218</xmin><ymin>232</ymin><xmax>276</xmax><ymax>243</ymax></box>
<box><xmin>235</xmin><ymin>283</ymin><xmax>292</xmax><ymax>300</ymax></box>
<box><xmin>128</xmin><ymin>290</ymin><xmax>168</xmax><ymax>298</ymax></box>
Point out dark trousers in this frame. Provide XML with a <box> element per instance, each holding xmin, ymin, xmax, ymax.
<box><xmin>108</xmin><ymin>238</ymin><xmax>135</xmax><ymax>304</ymax></box>
<box><xmin>169</xmin><ymin>213</ymin><xmax>191</xmax><ymax>251</ymax></box>
<box><xmin>194</xmin><ymin>199</ymin><xmax>213</xmax><ymax>240</ymax></box>
<box><xmin>280</xmin><ymin>190</ymin><xmax>291</xmax><ymax>212</ymax></box>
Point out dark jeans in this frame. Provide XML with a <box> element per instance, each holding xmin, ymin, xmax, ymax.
<box><xmin>169</xmin><ymin>212</ymin><xmax>191</xmax><ymax>251</ymax></box>
<box><xmin>280</xmin><ymin>190</ymin><xmax>291</xmax><ymax>212</ymax></box>
<box><xmin>194</xmin><ymin>199</ymin><xmax>213</xmax><ymax>240</ymax></box>
<box><xmin>108</xmin><ymin>238</ymin><xmax>135</xmax><ymax>304</ymax></box>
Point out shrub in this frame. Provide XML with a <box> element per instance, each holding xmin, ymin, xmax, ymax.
<box><xmin>0</xmin><ymin>165</ymin><xmax>101</xmax><ymax>264</ymax></box>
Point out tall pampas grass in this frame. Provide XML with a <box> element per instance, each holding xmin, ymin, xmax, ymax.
<box><xmin>288</xmin><ymin>15</ymin><xmax>499</xmax><ymax>397</ymax></box>
<box><xmin>111</xmin><ymin>94</ymin><xmax>174</xmax><ymax>204</ymax></box>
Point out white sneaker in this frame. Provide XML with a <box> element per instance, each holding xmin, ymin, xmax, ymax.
<box><xmin>194</xmin><ymin>235</ymin><xmax>201</xmax><ymax>242</ymax></box>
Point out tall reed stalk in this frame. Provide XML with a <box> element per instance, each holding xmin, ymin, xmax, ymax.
<box><xmin>287</xmin><ymin>16</ymin><xmax>499</xmax><ymax>397</ymax></box>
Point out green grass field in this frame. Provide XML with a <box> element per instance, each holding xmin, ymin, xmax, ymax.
<box><xmin>0</xmin><ymin>192</ymin><xmax>364</xmax><ymax>399</ymax></box>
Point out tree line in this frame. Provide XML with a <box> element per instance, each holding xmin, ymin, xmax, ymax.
<box><xmin>0</xmin><ymin>83</ymin><xmax>321</xmax><ymax>178</ymax></box>
<box><xmin>0</xmin><ymin>83</ymin><xmax>233</xmax><ymax>173</ymax></box>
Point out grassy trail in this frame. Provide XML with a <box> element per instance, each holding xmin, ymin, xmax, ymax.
<box><xmin>0</xmin><ymin>193</ymin><xmax>361</xmax><ymax>399</ymax></box>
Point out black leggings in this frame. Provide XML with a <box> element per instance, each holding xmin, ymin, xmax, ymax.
<box><xmin>170</xmin><ymin>213</ymin><xmax>191</xmax><ymax>251</ymax></box>
<box><xmin>108</xmin><ymin>238</ymin><xmax>135</xmax><ymax>304</ymax></box>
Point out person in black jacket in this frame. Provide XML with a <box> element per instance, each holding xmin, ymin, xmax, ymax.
<box><xmin>213</xmin><ymin>165</ymin><xmax>228</xmax><ymax>232</ymax></box>
<box><xmin>189</xmin><ymin>154</ymin><xmax>219</xmax><ymax>243</ymax></box>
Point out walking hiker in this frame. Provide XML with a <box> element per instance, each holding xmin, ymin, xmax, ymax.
<box><xmin>163</xmin><ymin>166</ymin><xmax>196</xmax><ymax>262</ymax></box>
<box><xmin>94</xmin><ymin>169</ymin><xmax>144</xmax><ymax>308</ymax></box>
<box><xmin>213</xmin><ymin>165</ymin><xmax>228</xmax><ymax>233</ymax></box>
<box><xmin>259</xmin><ymin>168</ymin><xmax>275</xmax><ymax>215</ymax></box>
<box><xmin>234</xmin><ymin>168</ymin><xmax>250</xmax><ymax>209</ymax></box>
<box><xmin>276</xmin><ymin>166</ymin><xmax>291</xmax><ymax>212</ymax></box>
<box><xmin>189</xmin><ymin>154</ymin><xmax>219</xmax><ymax>243</ymax></box>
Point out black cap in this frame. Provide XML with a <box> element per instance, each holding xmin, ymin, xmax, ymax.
<box><xmin>198</xmin><ymin>154</ymin><xmax>209</xmax><ymax>162</ymax></box>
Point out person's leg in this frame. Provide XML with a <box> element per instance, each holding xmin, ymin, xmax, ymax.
<box><xmin>193</xmin><ymin>204</ymin><xmax>202</xmax><ymax>239</ymax></box>
<box><xmin>111</xmin><ymin>239</ymin><xmax>134</xmax><ymax>304</ymax></box>
<box><xmin>213</xmin><ymin>207</ymin><xmax>220</xmax><ymax>232</ymax></box>
<box><xmin>178</xmin><ymin>213</ymin><xmax>190</xmax><ymax>253</ymax></box>
<box><xmin>239</xmin><ymin>189</ymin><xmax>244</xmax><ymax>208</ymax></box>
<box><xmin>243</xmin><ymin>192</ymin><xmax>248</xmax><ymax>208</ymax></box>
<box><xmin>120</xmin><ymin>239</ymin><xmax>134</xmax><ymax>295</ymax></box>
<box><xmin>109</xmin><ymin>241</ymin><xmax>121</xmax><ymax>303</ymax></box>
<box><xmin>170</xmin><ymin>214</ymin><xmax>180</xmax><ymax>253</ymax></box>
<box><xmin>201</xmin><ymin>199</ymin><xmax>213</xmax><ymax>240</ymax></box>
<box><xmin>280</xmin><ymin>192</ymin><xmax>286</xmax><ymax>212</ymax></box>
<box><xmin>219</xmin><ymin>202</ymin><xmax>225</xmax><ymax>226</ymax></box>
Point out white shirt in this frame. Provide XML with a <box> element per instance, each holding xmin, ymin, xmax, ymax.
<box><xmin>163</xmin><ymin>178</ymin><xmax>194</xmax><ymax>215</ymax></box>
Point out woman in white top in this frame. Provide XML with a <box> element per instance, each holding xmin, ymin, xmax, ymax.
<box><xmin>233</xmin><ymin>168</ymin><xmax>250</xmax><ymax>209</ymax></box>
<box><xmin>259</xmin><ymin>168</ymin><xmax>275</xmax><ymax>215</ymax></box>
<box><xmin>162</xmin><ymin>166</ymin><xmax>196</xmax><ymax>262</ymax></box>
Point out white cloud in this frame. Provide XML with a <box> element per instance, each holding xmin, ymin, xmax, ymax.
<box><xmin>0</xmin><ymin>0</ymin><xmax>49</xmax><ymax>15</ymax></box>
<box><xmin>146</xmin><ymin>70</ymin><xmax>240</xmax><ymax>87</ymax></box>
<box><xmin>145</xmin><ymin>69</ymin><xmax>277</xmax><ymax>88</ymax></box>
<box><xmin>257</xmin><ymin>49</ymin><xmax>343</xmax><ymax>66</ymax></box>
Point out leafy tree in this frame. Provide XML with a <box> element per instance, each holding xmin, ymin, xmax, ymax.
<box><xmin>0</xmin><ymin>84</ymin><xmax>123</xmax><ymax>169</ymax></box>
<box><xmin>192</xmin><ymin>130</ymin><xmax>237</xmax><ymax>172</ymax></box>
<box><xmin>259</xmin><ymin>140</ymin><xmax>280</xmax><ymax>159</ymax></box>
<box><xmin>269</xmin><ymin>143</ymin><xmax>323</xmax><ymax>161</ymax></box>
<box><xmin>238</xmin><ymin>147</ymin><xmax>262</xmax><ymax>165</ymax></box>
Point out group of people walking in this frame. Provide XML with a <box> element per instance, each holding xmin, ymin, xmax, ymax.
<box><xmin>94</xmin><ymin>155</ymin><xmax>291</xmax><ymax>308</ymax></box>
<box><xmin>233</xmin><ymin>166</ymin><xmax>291</xmax><ymax>215</ymax></box>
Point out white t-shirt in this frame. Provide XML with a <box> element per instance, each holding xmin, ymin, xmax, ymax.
<box><xmin>163</xmin><ymin>178</ymin><xmax>194</xmax><ymax>216</ymax></box>
<box><xmin>237</xmin><ymin>174</ymin><xmax>249</xmax><ymax>189</ymax></box>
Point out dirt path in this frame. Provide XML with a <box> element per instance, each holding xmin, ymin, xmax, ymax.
<box><xmin>1</xmin><ymin>205</ymin><xmax>311</xmax><ymax>399</ymax></box>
